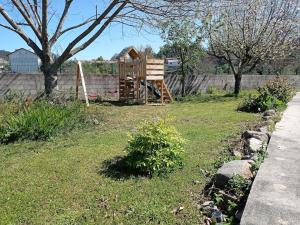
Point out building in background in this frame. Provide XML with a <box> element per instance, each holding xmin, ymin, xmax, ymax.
<box><xmin>165</xmin><ymin>58</ymin><xmax>181</xmax><ymax>67</ymax></box>
<box><xmin>0</xmin><ymin>50</ymin><xmax>10</xmax><ymax>72</ymax></box>
<box><xmin>9</xmin><ymin>48</ymin><xmax>40</xmax><ymax>73</ymax></box>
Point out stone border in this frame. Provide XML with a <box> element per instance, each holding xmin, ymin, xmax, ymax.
<box><xmin>240</xmin><ymin>93</ymin><xmax>300</xmax><ymax>225</ymax></box>
<box><xmin>200</xmin><ymin>109</ymin><xmax>280</xmax><ymax>224</ymax></box>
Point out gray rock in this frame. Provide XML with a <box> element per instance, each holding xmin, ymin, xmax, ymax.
<box><xmin>263</xmin><ymin>109</ymin><xmax>276</xmax><ymax>117</ymax></box>
<box><xmin>243</xmin><ymin>130</ymin><xmax>269</xmax><ymax>142</ymax></box>
<box><xmin>192</xmin><ymin>180</ymin><xmax>201</xmax><ymax>185</ymax></box>
<box><xmin>201</xmin><ymin>201</ymin><xmax>214</xmax><ymax>208</ymax></box>
<box><xmin>250</xmin><ymin>154</ymin><xmax>259</xmax><ymax>161</ymax></box>
<box><xmin>201</xmin><ymin>201</ymin><xmax>215</xmax><ymax>217</ymax></box>
<box><xmin>259</xmin><ymin>126</ymin><xmax>272</xmax><ymax>137</ymax></box>
<box><xmin>215</xmin><ymin>160</ymin><xmax>253</xmax><ymax>188</ymax></box>
<box><xmin>92</xmin><ymin>118</ymin><xmax>100</xmax><ymax>125</ymax></box>
<box><xmin>245</xmin><ymin>138</ymin><xmax>267</xmax><ymax>153</ymax></box>
<box><xmin>263</xmin><ymin>115</ymin><xmax>273</xmax><ymax>121</ymax></box>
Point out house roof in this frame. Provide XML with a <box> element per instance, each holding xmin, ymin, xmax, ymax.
<box><xmin>8</xmin><ymin>48</ymin><xmax>37</xmax><ymax>56</ymax></box>
<box><xmin>115</xmin><ymin>47</ymin><xmax>140</xmax><ymax>60</ymax></box>
<box><xmin>0</xmin><ymin>50</ymin><xmax>10</xmax><ymax>60</ymax></box>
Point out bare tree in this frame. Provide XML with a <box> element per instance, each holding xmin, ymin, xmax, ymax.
<box><xmin>205</xmin><ymin>0</ymin><xmax>299</xmax><ymax>95</ymax></box>
<box><xmin>0</xmin><ymin>0</ymin><xmax>198</xmax><ymax>95</ymax></box>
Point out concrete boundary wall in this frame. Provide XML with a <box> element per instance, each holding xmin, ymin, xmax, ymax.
<box><xmin>1</xmin><ymin>73</ymin><xmax>300</xmax><ymax>99</ymax></box>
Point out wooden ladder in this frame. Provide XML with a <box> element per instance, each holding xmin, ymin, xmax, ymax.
<box><xmin>155</xmin><ymin>80</ymin><xmax>173</xmax><ymax>103</ymax></box>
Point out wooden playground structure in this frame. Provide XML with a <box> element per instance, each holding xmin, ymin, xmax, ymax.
<box><xmin>117</xmin><ymin>47</ymin><xmax>172</xmax><ymax>104</ymax></box>
<box><xmin>75</xmin><ymin>47</ymin><xmax>172</xmax><ymax>105</ymax></box>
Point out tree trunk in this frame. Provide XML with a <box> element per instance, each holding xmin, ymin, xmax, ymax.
<box><xmin>181</xmin><ymin>75</ymin><xmax>186</xmax><ymax>97</ymax></box>
<box><xmin>181</xmin><ymin>64</ymin><xmax>186</xmax><ymax>97</ymax></box>
<box><xmin>234</xmin><ymin>73</ymin><xmax>242</xmax><ymax>96</ymax></box>
<box><xmin>41</xmin><ymin>53</ymin><xmax>58</xmax><ymax>96</ymax></box>
<box><xmin>44</xmin><ymin>69</ymin><xmax>58</xmax><ymax>96</ymax></box>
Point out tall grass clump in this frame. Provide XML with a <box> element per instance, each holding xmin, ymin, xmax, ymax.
<box><xmin>125</xmin><ymin>117</ymin><xmax>185</xmax><ymax>176</ymax></box>
<box><xmin>0</xmin><ymin>100</ymin><xmax>86</xmax><ymax>144</ymax></box>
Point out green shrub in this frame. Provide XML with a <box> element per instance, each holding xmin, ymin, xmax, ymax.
<box><xmin>238</xmin><ymin>77</ymin><xmax>295</xmax><ymax>112</ymax></box>
<box><xmin>260</xmin><ymin>76</ymin><xmax>296</xmax><ymax>103</ymax></box>
<box><xmin>125</xmin><ymin>117</ymin><xmax>185</xmax><ymax>176</ymax></box>
<box><xmin>237</xmin><ymin>94</ymin><xmax>259</xmax><ymax>112</ymax></box>
<box><xmin>0</xmin><ymin>101</ymin><xmax>86</xmax><ymax>144</ymax></box>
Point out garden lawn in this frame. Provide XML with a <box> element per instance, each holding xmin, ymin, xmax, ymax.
<box><xmin>0</xmin><ymin>99</ymin><xmax>257</xmax><ymax>225</ymax></box>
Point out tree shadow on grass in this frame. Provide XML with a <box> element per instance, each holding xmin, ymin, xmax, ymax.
<box><xmin>89</xmin><ymin>100</ymin><xmax>141</xmax><ymax>107</ymax></box>
<box><xmin>99</xmin><ymin>156</ymin><xmax>149</xmax><ymax>180</ymax></box>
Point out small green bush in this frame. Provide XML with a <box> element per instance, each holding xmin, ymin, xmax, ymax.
<box><xmin>0</xmin><ymin>101</ymin><xmax>86</xmax><ymax>144</ymax></box>
<box><xmin>238</xmin><ymin>76</ymin><xmax>295</xmax><ymax>112</ymax></box>
<box><xmin>260</xmin><ymin>76</ymin><xmax>296</xmax><ymax>103</ymax></box>
<box><xmin>125</xmin><ymin>117</ymin><xmax>185</xmax><ymax>176</ymax></box>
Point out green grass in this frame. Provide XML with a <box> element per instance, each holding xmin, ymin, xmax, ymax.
<box><xmin>0</xmin><ymin>99</ymin><xmax>257</xmax><ymax>225</ymax></box>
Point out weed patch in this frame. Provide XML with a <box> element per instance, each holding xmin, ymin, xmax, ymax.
<box><xmin>0</xmin><ymin>101</ymin><xmax>86</xmax><ymax>144</ymax></box>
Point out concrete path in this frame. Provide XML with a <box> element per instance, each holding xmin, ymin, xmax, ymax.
<box><xmin>241</xmin><ymin>93</ymin><xmax>300</xmax><ymax>225</ymax></box>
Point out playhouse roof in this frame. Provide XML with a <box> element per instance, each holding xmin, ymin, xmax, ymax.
<box><xmin>116</xmin><ymin>47</ymin><xmax>140</xmax><ymax>60</ymax></box>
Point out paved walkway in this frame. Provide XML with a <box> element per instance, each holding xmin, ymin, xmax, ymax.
<box><xmin>241</xmin><ymin>93</ymin><xmax>300</xmax><ymax>225</ymax></box>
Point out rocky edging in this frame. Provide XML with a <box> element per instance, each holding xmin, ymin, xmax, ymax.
<box><xmin>200</xmin><ymin>109</ymin><xmax>280</xmax><ymax>225</ymax></box>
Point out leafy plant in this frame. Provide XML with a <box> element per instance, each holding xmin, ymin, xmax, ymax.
<box><xmin>214</xmin><ymin>193</ymin><xmax>224</xmax><ymax>206</ymax></box>
<box><xmin>0</xmin><ymin>100</ymin><xmax>86</xmax><ymax>144</ymax></box>
<box><xmin>125</xmin><ymin>117</ymin><xmax>185</xmax><ymax>176</ymax></box>
<box><xmin>227</xmin><ymin>200</ymin><xmax>238</xmax><ymax>213</ymax></box>
<box><xmin>251</xmin><ymin>150</ymin><xmax>267</xmax><ymax>174</ymax></box>
<box><xmin>238</xmin><ymin>76</ymin><xmax>295</xmax><ymax>112</ymax></box>
<box><xmin>227</xmin><ymin>175</ymin><xmax>250</xmax><ymax>197</ymax></box>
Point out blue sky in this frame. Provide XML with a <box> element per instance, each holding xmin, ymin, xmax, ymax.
<box><xmin>0</xmin><ymin>0</ymin><xmax>164</xmax><ymax>60</ymax></box>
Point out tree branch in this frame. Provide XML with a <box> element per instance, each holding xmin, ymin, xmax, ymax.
<box><xmin>59</xmin><ymin>16</ymin><xmax>96</xmax><ymax>36</ymax></box>
<box><xmin>26</xmin><ymin>0</ymin><xmax>42</xmax><ymax>29</ymax></box>
<box><xmin>69</xmin><ymin>2</ymin><xmax>127</xmax><ymax>57</ymax></box>
<box><xmin>0</xmin><ymin>4</ymin><xmax>42</xmax><ymax>57</ymax></box>
<box><xmin>0</xmin><ymin>23</ymin><xmax>16</xmax><ymax>32</ymax></box>
<box><xmin>49</xmin><ymin>0</ymin><xmax>74</xmax><ymax>46</ymax></box>
<box><xmin>11</xmin><ymin>0</ymin><xmax>42</xmax><ymax>41</ymax></box>
<box><xmin>53</xmin><ymin>0</ymin><xmax>124</xmax><ymax>68</ymax></box>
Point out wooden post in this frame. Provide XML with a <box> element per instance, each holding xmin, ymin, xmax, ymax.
<box><xmin>161</xmin><ymin>80</ymin><xmax>164</xmax><ymax>104</ymax></box>
<box><xmin>144</xmin><ymin>56</ymin><xmax>148</xmax><ymax>104</ymax></box>
<box><xmin>78</xmin><ymin>61</ymin><xmax>89</xmax><ymax>107</ymax></box>
<box><xmin>137</xmin><ymin>77</ymin><xmax>140</xmax><ymax>100</ymax></box>
<box><xmin>75</xmin><ymin>64</ymin><xmax>80</xmax><ymax>100</ymax></box>
<box><xmin>118</xmin><ymin>59</ymin><xmax>121</xmax><ymax>101</ymax></box>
